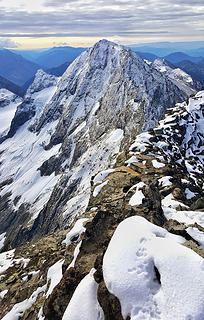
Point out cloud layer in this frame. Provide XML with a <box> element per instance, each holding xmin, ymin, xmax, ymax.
<box><xmin>0</xmin><ymin>38</ymin><xmax>18</xmax><ymax>48</ymax></box>
<box><xmin>0</xmin><ymin>0</ymin><xmax>203</xmax><ymax>45</ymax></box>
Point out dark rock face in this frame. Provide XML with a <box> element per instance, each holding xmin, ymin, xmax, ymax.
<box><xmin>6</xmin><ymin>100</ymin><xmax>36</xmax><ymax>138</ymax></box>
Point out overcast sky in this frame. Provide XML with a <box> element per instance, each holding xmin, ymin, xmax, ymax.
<box><xmin>0</xmin><ymin>0</ymin><xmax>203</xmax><ymax>49</ymax></box>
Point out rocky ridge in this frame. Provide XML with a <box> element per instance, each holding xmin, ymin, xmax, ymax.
<box><xmin>0</xmin><ymin>89</ymin><xmax>22</xmax><ymax>139</ymax></box>
<box><xmin>0</xmin><ymin>40</ymin><xmax>195</xmax><ymax>249</ymax></box>
<box><xmin>151</xmin><ymin>58</ymin><xmax>202</xmax><ymax>94</ymax></box>
<box><xmin>0</xmin><ymin>91</ymin><xmax>203</xmax><ymax>319</ymax></box>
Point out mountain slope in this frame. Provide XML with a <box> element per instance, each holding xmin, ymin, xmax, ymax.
<box><xmin>151</xmin><ymin>58</ymin><xmax>202</xmax><ymax>93</ymax></box>
<box><xmin>0</xmin><ymin>40</ymin><xmax>194</xmax><ymax>250</ymax></box>
<box><xmin>0</xmin><ymin>89</ymin><xmax>22</xmax><ymax>138</ymax></box>
<box><xmin>0</xmin><ymin>91</ymin><xmax>203</xmax><ymax>320</ymax></box>
<box><xmin>0</xmin><ymin>49</ymin><xmax>41</xmax><ymax>86</ymax></box>
<box><xmin>175</xmin><ymin>60</ymin><xmax>204</xmax><ymax>84</ymax></box>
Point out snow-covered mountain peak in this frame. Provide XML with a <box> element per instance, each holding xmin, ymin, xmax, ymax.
<box><xmin>151</xmin><ymin>58</ymin><xmax>201</xmax><ymax>94</ymax></box>
<box><xmin>26</xmin><ymin>69</ymin><xmax>58</xmax><ymax>95</ymax></box>
<box><xmin>0</xmin><ymin>88</ymin><xmax>17</xmax><ymax>101</ymax></box>
<box><xmin>0</xmin><ymin>39</ymin><xmax>196</xmax><ymax>250</ymax></box>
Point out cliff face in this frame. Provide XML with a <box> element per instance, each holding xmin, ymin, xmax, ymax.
<box><xmin>0</xmin><ymin>40</ymin><xmax>194</xmax><ymax>249</ymax></box>
<box><xmin>0</xmin><ymin>92</ymin><xmax>203</xmax><ymax>320</ymax></box>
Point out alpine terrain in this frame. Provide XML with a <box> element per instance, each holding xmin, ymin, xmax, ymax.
<box><xmin>0</xmin><ymin>40</ymin><xmax>203</xmax><ymax>320</ymax></box>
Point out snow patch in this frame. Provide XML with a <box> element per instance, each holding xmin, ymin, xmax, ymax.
<box><xmin>158</xmin><ymin>176</ymin><xmax>172</xmax><ymax>187</ymax></box>
<box><xmin>0</xmin><ymin>249</ymin><xmax>15</xmax><ymax>274</ymax></box>
<box><xmin>93</xmin><ymin>180</ymin><xmax>109</xmax><ymax>197</ymax></box>
<box><xmin>185</xmin><ymin>188</ymin><xmax>196</xmax><ymax>199</ymax></box>
<box><xmin>187</xmin><ymin>227</ymin><xmax>204</xmax><ymax>249</ymax></box>
<box><xmin>103</xmin><ymin>216</ymin><xmax>204</xmax><ymax>320</ymax></box>
<box><xmin>67</xmin><ymin>241</ymin><xmax>82</xmax><ymax>270</ymax></box>
<box><xmin>129</xmin><ymin>182</ymin><xmax>145</xmax><ymax>206</ymax></box>
<box><xmin>62</xmin><ymin>268</ymin><xmax>104</xmax><ymax>320</ymax></box>
<box><xmin>93</xmin><ymin>169</ymin><xmax>114</xmax><ymax>185</ymax></box>
<box><xmin>0</xmin><ymin>289</ymin><xmax>8</xmax><ymax>299</ymax></box>
<box><xmin>62</xmin><ymin>218</ymin><xmax>88</xmax><ymax>246</ymax></box>
<box><xmin>46</xmin><ymin>259</ymin><xmax>64</xmax><ymax>298</ymax></box>
<box><xmin>152</xmin><ymin>159</ymin><xmax>165</xmax><ymax>168</ymax></box>
<box><xmin>0</xmin><ymin>233</ymin><xmax>6</xmax><ymax>250</ymax></box>
<box><xmin>2</xmin><ymin>284</ymin><xmax>47</xmax><ymax>320</ymax></box>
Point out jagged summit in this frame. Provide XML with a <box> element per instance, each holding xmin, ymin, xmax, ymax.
<box><xmin>1</xmin><ymin>70</ymin><xmax>58</xmax><ymax>141</ymax></box>
<box><xmin>26</xmin><ymin>69</ymin><xmax>58</xmax><ymax>95</ymax></box>
<box><xmin>152</xmin><ymin>58</ymin><xmax>201</xmax><ymax>94</ymax></box>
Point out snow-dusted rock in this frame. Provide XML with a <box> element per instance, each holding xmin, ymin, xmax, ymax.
<box><xmin>0</xmin><ymin>88</ymin><xmax>22</xmax><ymax>138</ymax></box>
<box><xmin>152</xmin><ymin>58</ymin><xmax>202</xmax><ymax>95</ymax></box>
<box><xmin>0</xmin><ymin>40</ymin><xmax>193</xmax><ymax>249</ymax></box>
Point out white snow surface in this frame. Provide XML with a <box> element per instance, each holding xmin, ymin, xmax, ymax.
<box><xmin>93</xmin><ymin>180</ymin><xmax>109</xmax><ymax>197</ymax></box>
<box><xmin>0</xmin><ymin>89</ymin><xmax>22</xmax><ymax>137</ymax></box>
<box><xmin>62</xmin><ymin>268</ymin><xmax>104</xmax><ymax>320</ymax></box>
<box><xmin>0</xmin><ymin>232</ymin><xmax>6</xmax><ymax>250</ymax></box>
<box><xmin>67</xmin><ymin>241</ymin><xmax>82</xmax><ymax>270</ymax></box>
<box><xmin>2</xmin><ymin>284</ymin><xmax>47</xmax><ymax>320</ymax></box>
<box><xmin>62</xmin><ymin>218</ymin><xmax>88</xmax><ymax>246</ymax></box>
<box><xmin>103</xmin><ymin>216</ymin><xmax>204</xmax><ymax>320</ymax></box>
<box><xmin>46</xmin><ymin>259</ymin><xmax>64</xmax><ymax>298</ymax></box>
<box><xmin>152</xmin><ymin>159</ymin><xmax>165</xmax><ymax>168</ymax></box>
<box><xmin>0</xmin><ymin>249</ymin><xmax>15</xmax><ymax>274</ymax></box>
<box><xmin>93</xmin><ymin>169</ymin><xmax>115</xmax><ymax>185</ymax></box>
<box><xmin>0</xmin><ymin>289</ymin><xmax>8</xmax><ymax>299</ymax></box>
<box><xmin>0</xmin><ymin>120</ymin><xmax>61</xmax><ymax>217</ymax></box>
<box><xmin>158</xmin><ymin>176</ymin><xmax>172</xmax><ymax>187</ymax></box>
<box><xmin>129</xmin><ymin>182</ymin><xmax>145</xmax><ymax>206</ymax></box>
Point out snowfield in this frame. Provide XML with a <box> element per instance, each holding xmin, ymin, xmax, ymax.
<box><xmin>103</xmin><ymin>216</ymin><xmax>204</xmax><ymax>320</ymax></box>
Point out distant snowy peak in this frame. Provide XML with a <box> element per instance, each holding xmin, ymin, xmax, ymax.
<box><xmin>0</xmin><ymin>89</ymin><xmax>22</xmax><ymax>138</ymax></box>
<box><xmin>0</xmin><ymin>88</ymin><xmax>21</xmax><ymax>108</ymax></box>
<box><xmin>151</xmin><ymin>58</ymin><xmax>201</xmax><ymax>93</ymax></box>
<box><xmin>26</xmin><ymin>69</ymin><xmax>58</xmax><ymax>95</ymax></box>
<box><xmin>1</xmin><ymin>70</ymin><xmax>58</xmax><ymax>141</ymax></box>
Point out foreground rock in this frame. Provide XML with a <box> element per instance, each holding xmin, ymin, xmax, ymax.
<box><xmin>1</xmin><ymin>91</ymin><xmax>204</xmax><ymax>319</ymax></box>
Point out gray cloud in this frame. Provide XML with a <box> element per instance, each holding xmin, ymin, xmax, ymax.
<box><xmin>0</xmin><ymin>38</ymin><xmax>18</xmax><ymax>48</ymax></box>
<box><xmin>0</xmin><ymin>0</ymin><xmax>203</xmax><ymax>43</ymax></box>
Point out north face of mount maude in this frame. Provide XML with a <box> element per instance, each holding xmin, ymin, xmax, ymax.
<box><xmin>0</xmin><ymin>40</ymin><xmax>203</xmax><ymax>320</ymax></box>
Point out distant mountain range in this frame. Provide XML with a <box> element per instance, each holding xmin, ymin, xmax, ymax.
<box><xmin>0</xmin><ymin>49</ymin><xmax>40</xmax><ymax>87</ymax></box>
<box><xmin>0</xmin><ymin>75</ymin><xmax>25</xmax><ymax>97</ymax></box>
<box><xmin>134</xmin><ymin>51</ymin><xmax>204</xmax><ymax>84</ymax></box>
<box><xmin>129</xmin><ymin>41</ymin><xmax>204</xmax><ymax>57</ymax></box>
<box><xmin>12</xmin><ymin>46</ymin><xmax>86</xmax><ymax>68</ymax></box>
<box><xmin>0</xmin><ymin>42</ymin><xmax>204</xmax><ymax>94</ymax></box>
